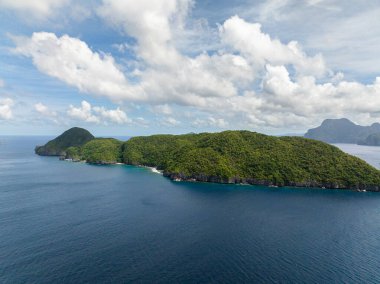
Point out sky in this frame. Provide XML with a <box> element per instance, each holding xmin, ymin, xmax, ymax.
<box><xmin>1</xmin><ymin>0</ymin><xmax>380</xmax><ymax>136</ymax></box>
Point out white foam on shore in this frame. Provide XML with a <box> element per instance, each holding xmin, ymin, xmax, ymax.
<box><xmin>149</xmin><ymin>167</ymin><xmax>163</xmax><ymax>175</ymax></box>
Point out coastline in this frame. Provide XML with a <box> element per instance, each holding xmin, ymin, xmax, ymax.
<box><xmin>163</xmin><ymin>172</ymin><xmax>378</xmax><ymax>192</ymax></box>
<box><xmin>59</xmin><ymin>158</ymin><xmax>378</xmax><ymax>192</ymax></box>
<box><xmin>146</xmin><ymin>166</ymin><xmax>163</xmax><ymax>174</ymax></box>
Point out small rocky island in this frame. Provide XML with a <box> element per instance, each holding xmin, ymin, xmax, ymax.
<box><xmin>36</xmin><ymin>127</ymin><xmax>380</xmax><ymax>191</ymax></box>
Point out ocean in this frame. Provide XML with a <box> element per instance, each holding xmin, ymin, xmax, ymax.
<box><xmin>1</xmin><ymin>136</ymin><xmax>380</xmax><ymax>283</ymax></box>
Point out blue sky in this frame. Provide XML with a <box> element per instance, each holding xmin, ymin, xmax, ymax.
<box><xmin>0</xmin><ymin>0</ymin><xmax>380</xmax><ymax>136</ymax></box>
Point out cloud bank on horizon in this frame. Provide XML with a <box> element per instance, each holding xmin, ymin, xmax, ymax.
<box><xmin>0</xmin><ymin>0</ymin><xmax>380</xmax><ymax>135</ymax></box>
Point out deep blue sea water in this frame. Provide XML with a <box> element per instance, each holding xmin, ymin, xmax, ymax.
<box><xmin>1</xmin><ymin>137</ymin><xmax>380</xmax><ymax>283</ymax></box>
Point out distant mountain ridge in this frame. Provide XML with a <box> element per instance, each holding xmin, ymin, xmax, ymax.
<box><xmin>304</xmin><ymin>118</ymin><xmax>380</xmax><ymax>145</ymax></box>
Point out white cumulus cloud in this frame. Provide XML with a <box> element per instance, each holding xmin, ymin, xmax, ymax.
<box><xmin>192</xmin><ymin>117</ymin><xmax>228</xmax><ymax>129</ymax></box>
<box><xmin>67</xmin><ymin>101</ymin><xmax>130</xmax><ymax>125</ymax></box>
<box><xmin>220</xmin><ymin>16</ymin><xmax>327</xmax><ymax>77</ymax></box>
<box><xmin>12</xmin><ymin>32</ymin><xmax>143</xmax><ymax>102</ymax></box>
<box><xmin>67</xmin><ymin>101</ymin><xmax>100</xmax><ymax>124</ymax></box>
<box><xmin>0</xmin><ymin>0</ymin><xmax>70</xmax><ymax>19</ymax></box>
<box><xmin>151</xmin><ymin>104</ymin><xmax>173</xmax><ymax>115</ymax></box>
<box><xmin>98</xmin><ymin>0</ymin><xmax>192</xmax><ymax>67</ymax></box>
<box><xmin>9</xmin><ymin>0</ymin><xmax>380</xmax><ymax>131</ymax></box>
<box><xmin>97</xmin><ymin>0</ymin><xmax>252</xmax><ymax>104</ymax></box>
<box><xmin>34</xmin><ymin>102</ymin><xmax>57</xmax><ymax>117</ymax></box>
<box><xmin>93</xmin><ymin>106</ymin><xmax>130</xmax><ymax>124</ymax></box>
<box><xmin>160</xmin><ymin>117</ymin><xmax>180</xmax><ymax>127</ymax></box>
<box><xmin>0</xmin><ymin>98</ymin><xmax>14</xmax><ymax>120</ymax></box>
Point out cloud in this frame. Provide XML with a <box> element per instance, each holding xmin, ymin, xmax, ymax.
<box><xmin>9</xmin><ymin>0</ymin><xmax>380</xmax><ymax>131</ymax></box>
<box><xmin>257</xmin><ymin>0</ymin><xmax>291</xmax><ymax>22</ymax></box>
<box><xmin>98</xmin><ymin>0</ymin><xmax>193</xmax><ymax>66</ymax></box>
<box><xmin>67</xmin><ymin>101</ymin><xmax>130</xmax><ymax>125</ymax></box>
<box><xmin>133</xmin><ymin>117</ymin><xmax>150</xmax><ymax>127</ymax></box>
<box><xmin>12</xmin><ymin>33</ymin><xmax>251</xmax><ymax>107</ymax></box>
<box><xmin>259</xmin><ymin>66</ymin><xmax>380</xmax><ymax>119</ymax></box>
<box><xmin>306</xmin><ymin>0</ymin><xmax>341</xmax><ymax>11</ymax></box>
<box><xmin>307</xmin><ymin>7</ymin><xmax>380</xmax><ymax>74</ymax></box>
<box><xmin>139</xmin><ymin>52</ymin><xmax>249</xmax><ymax>105</ymax></box>
<box><xmin>97</xmin><ymin>0</ymin><xmax>252</xmax><ymax>104</ymax></box>
<box><xmin>34</xmin><ymin>102</ymin><xmax>57</xmax><ymax>117</ymax></box>
<box><xmin>112</xmin><ymin>43</ymin><xmax>133</xmax><ymax>54</ymax></box>
<box><xmin>195</xmin><ymin>66</ymin><xmax>380</xmax><ymax>130</ymax></box>
<box><xmin>93</xmin><ymin>106</ymin><xmax>130</xmax><ymax>124</ymax></box>
<box><xmin>0</xmin><ymin>98</ymin><xmax>14</xmax><ymax>120</ymax></box>
<box><xmin>0</xmin><ymin>0</ymin><xmax>70</xmax><ymax>19</ymax></box>
<box><xmin>12</xmin><ymin>32</ymin><xmax>143</xmax><ymax>102</ymax></box>
<box><xmin>0</xmin><ymin>79</ymin><xmax>4</xmax><ymax>88</ymax></box>
<box><xmin>240</xmin><ymin>0</ymin><xmax>379</xmax><ymax>76</ymax></box>
<box><xmin>34</xmin><ymin>102</ymin><xmax>60</xmax><ymax>124</ymax></box>
<box><xmin>151</xmin><ymin>104</ymin><xmax>173</xmax><ymax>115</ymax></box>
<box><xmin>220</xmin><ymin>16</ymin><xmax>327</xmax><ymax>77</ymax></box>
<box><xmin>160</xmin><ymin>117</ymin><xmax>180</xmax><ymax>127</ymax></box>
<box><xmin>67</xmin><ymin>101</ymin><xmax>100</xmax><ymax>123</ymax></box>
<box><xmin>192</xmin><ymin>117</ymin><xmax>228</xmax><ymax>129</ymax></box>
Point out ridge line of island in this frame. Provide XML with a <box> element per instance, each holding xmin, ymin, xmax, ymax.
<box><xmin>35</xmin><ymin>125</ymin><xmax>380</xmax><ymax>192</ymax></box>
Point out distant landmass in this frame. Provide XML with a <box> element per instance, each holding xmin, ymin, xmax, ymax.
<box><xmin>36</xmin><ymin>127</ymin><xmax>380</xmax><ymax>191</ymax></box>
<box><xmin>358</xmin><ymin>133</ymin><xmax>380</xmax><ymax>146</ymax></box>
<box><xmin>304</xmin><ymin>118</ymin><xmax>380</xmax><ymax>145</ymax></box>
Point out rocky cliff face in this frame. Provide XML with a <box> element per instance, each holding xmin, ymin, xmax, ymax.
<box><xmin>163</xmin><ymin>172</ymin><xmax>380</xmax><ymax>192</ymax></box>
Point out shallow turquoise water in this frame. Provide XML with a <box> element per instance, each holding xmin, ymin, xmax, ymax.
<box><xmin>1</xmin><ymin>137</ymin><xmax>380</xmax><ymax>283</ymax></box>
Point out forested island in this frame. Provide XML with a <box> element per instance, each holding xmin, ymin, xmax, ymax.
<box><xmin>35</xmin><ymin>127</ymin><xmax>380</xmax><ymax>191</ymax></box>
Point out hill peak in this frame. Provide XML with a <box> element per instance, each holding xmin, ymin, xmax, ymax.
<box><xmin>35</xmin><ymin>127</ymin><xmax>94</xmax><ymax>156</ymax></box>
<box><xmin>305</xmin><ymin>118</ymin><xmax>380</xmax><ymax>144</ymax></box>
